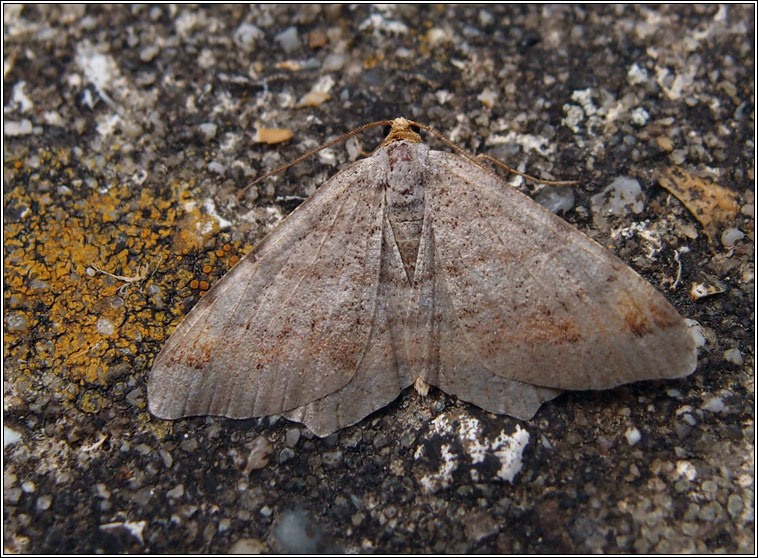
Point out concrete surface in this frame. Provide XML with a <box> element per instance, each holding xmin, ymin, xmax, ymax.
<box><xmin>3</xmin><ymin>4</ymin><xmax>754</xmax><ymax>553</ymax></box>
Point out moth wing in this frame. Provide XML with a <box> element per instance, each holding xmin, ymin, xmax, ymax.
<box><xmin>423</xmin><ymin>151</ymin><xmax>696</xmax><ymax>400</ymax></box>
<box><xmin>285</xmin><ymin>210</ymin><xmax>417</xmax><ymax>436</ymax></box>
<box><xmin>149</xmin><ymin>157</ymin><xmax>391</xmax><ymax>420</ymax></box>
<box><xmin>411</xmin><ymin>197</ymin><xmax>562</xmax><ymax>420</ymax></box>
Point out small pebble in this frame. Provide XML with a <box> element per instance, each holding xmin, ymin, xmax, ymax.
<box><xmin>279</xmin><ymin>448</ymin><xmax>295</xmax><ymax>463</ymax></box>
<box><xmin>591</xmin><ymin>176</ymin><xmax>644</xmax><ymax>220</ymax></box>
<box><xmin>5</xmin><ymin>313</ymin><xmax>27</xmax><ymax>332</ymax></box>
<box><xmin>233</xmin><ymin>23</ymin><xmax>263</xmax><ymax>49</ymax></box>
<box><xmin>5</xmin><ymin>488</ymin><xmax>22</xmax><ymax>504</ymax></box>
<box><xmin>321</xmin><ymin>450</ymin><xmax>343</xmax><ymax>467</ymax></box>
<box><xmin>208</xmin><ymin>161</ymin><xmax>225</xmax><ymax>175</ymax></box>
<box><xmin>229</xmin><ymin>538</ymin><xmax>266</xmax><ymax>554</ymax></box>
<box><xmin>723</xmin><ymin>347</ymin><xmax>743</xmax><ymax>365</ymax></box>
<box><xmin>36</xmin><ymin>494</ymin><xmax>53</xmax><ymax>511</ymax></box>
<box><xmin>721</xmin><ymin>227</ymin><xmax>745</xmax><ymax>248</ymax></box>
<box><xmin>244</xmin><ymin>435</ymin><xmax>273</xmax><ymax>473</ymax></box>
<box><xmin>255</xmin><ymin>128</ymin><xmax>292</xmax><ymax>144</ymax></box>
<box><xmin>536</xmin><ymin>186</ymin><xmax>575</xmax><ymax>214</ymax></box>
<box><xmin>702</xmin><ymin>396</ymin><xmax>725</xmax><ymax>413</ymax></box>
<box><xmin>140</xmin><ymin>45</ymin><xmax>160</xmax><ymax>62</ymax></box>
<box><xmin>198</xmin><ymin>122</ymin><xmax>217</xmax><ymax>141</ymax></box>
<box><xmin>478</xmin><ymin>89</ymin><xmax>497</xmax><ymax>108</ymax></box>
<box><xmin>656</xmin><ymin>136</ymin><xmax>674</xmax><ymax>151</ymax></box>
<box><xmin>308</xmin><ymin>30</ymin><xmax>327</xmax><ymax>49</ymax></box>
<box><xmin>179</xmin><ymin>437</ymin><xmax>198</xmax><ymax>452</ymax></box>
<box><xmin>627</xmin><ymin>63</ymin><xmax>648</xmax><ymax>85</ymax></box>
<box><xmin>167</xmin><ymin>484</ymin><xmax>184</xmax><ymax>499</ymax></box>
<box><xmin>630</xmin><ymin>107</ymin><xmax>649</xmax><ymax>125</ymax></box>
<box><xmin>159</xmin><ymin>448</ymin><xmax>173</xmax><ymax>468</ymax></box>
<box><xmin>96</xmin><ymin>318</ymin><xmax>116</xmax><ymax>336</ymax></box>
<box><xmin>4</xmin><ymin>119</ymin><xmax>33</xmax><ymax>136</ymax></box>
<box><xmin>727</xmin><ymin>494</ymin><xmax>743</xmax><ymax>518</ymax></box>
<box><xmin>322</xmin><ymin>53</ymin><xmax>346</xmax><ymax>72</ymax></box>
<box><xmin>273</xmin><ymin>509</ymin><xmax>340</xmax><ymax>553</ymax></box>
<box><xmin>701</xmin><ymin>480</ymin><xmax>718</xmax><ymax>494</ymax></box>
<box><xmin>275</xmin><ymin>27</ymin><xmax>300</xmax><ymax>53</ymax></box>
<box><xmin>479</xmin><ymin>9</ymin><xmax>494</xmax><ymax>26</ymax></box>
<box><xmin>669</xmin><ymin>149</ymin><xmax>687</xmax><ymax>165</ymax></box>
<box><xmin>624</xmin><ymin>426</ymin><xmax>641</xmax><ymax>446</ymax></box>
<box><xmin>285</xmin><ymin>428</ymin><xmax>300</xmax><ymax>448</ymax></box>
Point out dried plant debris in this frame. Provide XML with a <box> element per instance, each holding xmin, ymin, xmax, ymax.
<box><xmin>689</xmin><ymin>274</ymin><xmax>728</xmax><ymax>300</ymax></box>
<box><xmin>254</xmin><ymin>127</ymin><xmax>293</xmax><ymax>145</ymax></box>
<box><xmin>656</xmin><ymin>167</ymin><xmax>741</xmax><ymax>244</ymax></box>
<box><xmin>148</xmin><ymin>118</ymin><xmax>697</xmax><ymax>437</ymax></box>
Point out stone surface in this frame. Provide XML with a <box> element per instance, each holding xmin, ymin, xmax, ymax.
<box><xmin>3</xmin><ymin>4</ymin><xmax>753</xmax><ymax>554</ymax></box>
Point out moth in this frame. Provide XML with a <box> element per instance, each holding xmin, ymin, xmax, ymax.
<box><xmin>148</xmin><ymin>118</ymin><xmax>697</xmax><ymax>436</ymax></box>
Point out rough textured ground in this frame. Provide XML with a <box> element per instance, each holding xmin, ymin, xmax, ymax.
<box><xmin>3</xmin><ymin>4</ymin><xmax>754</xmax><ymax>553</ymax></box>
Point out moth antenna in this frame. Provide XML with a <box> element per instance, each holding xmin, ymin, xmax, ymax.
<box><xmin>407</xmin><ymin>120</ymin><xmax>578</xmax><ymax>186</ymax></box>
<box><xmin>239</xmin><ymin>120</ymin><xmax>394</xmax><ymax>200</ymax></box>
<box><xmin>476</xmin><ymin>154</ymin><xmax>578</xmax><ymax>186</ymax></box>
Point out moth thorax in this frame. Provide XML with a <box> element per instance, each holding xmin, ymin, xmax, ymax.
<box><xmin>385</xmin><ymin>140</ymin><xmax>428</xmax><ymax>186</ymax></box>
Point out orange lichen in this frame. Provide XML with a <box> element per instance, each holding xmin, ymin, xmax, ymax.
<box><xmin>363</xmin><ymin>53</ymin><xmax>382</xmax><ymax>69</ymax></box>
<box><xmin>172</xmin><ymin>209</ymin><xmax>219</xmax><ymax>254</ymax></box>
<box><xmin>2</xmin><ymin>146</ymin><xmax>232</xmax><ymax>399</ymax></box>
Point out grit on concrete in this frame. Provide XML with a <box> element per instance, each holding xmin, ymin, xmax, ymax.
<box><xmin>3</xmin><ymin>4</ymin><xmax>754</xmax><ymax>553</ymax></box>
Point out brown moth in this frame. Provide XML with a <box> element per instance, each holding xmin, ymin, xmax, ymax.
<box><xmin>148</xmin><ymin>118</ymin><xmax>697</xmax><ymax>436</ymax></box>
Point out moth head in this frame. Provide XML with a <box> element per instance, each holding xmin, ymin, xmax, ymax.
<box><xmin>382</xmin><ymin>117</ymin><xmax>423</xmax><ymax>146</ymax></box>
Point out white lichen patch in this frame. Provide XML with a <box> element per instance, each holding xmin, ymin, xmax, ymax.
<box><xmin>75</xmin><ymin>42</ymin><xmax>121</xmax><ymax>107</ymax></box>
<box><xmin>203</xmin><ymin>198</ymin><xmax>232</xmax><ymax>230</ymax></box>
<box><xmin>459</xmin><ymin>416</ymin><xmax>489</xmax><ymax>463</ymax></box>
<box><xmin>418</xmin><ymin>443</ymin><xmax>457</xmax><ymax>494</ymax></box>
<box><xmin>416</xmin><ymin>409</ymin><xmax>531</xmax><ymax>492</ymax></box>
<box><xmin>485</xmin><ymin>130</ymin><xmax>554</xmax><ymax>157</ymax></box>
<box><xmin>491</xmin><ymin>425</ymin><xmax>530</xmax><ymax>483</ymax></box>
